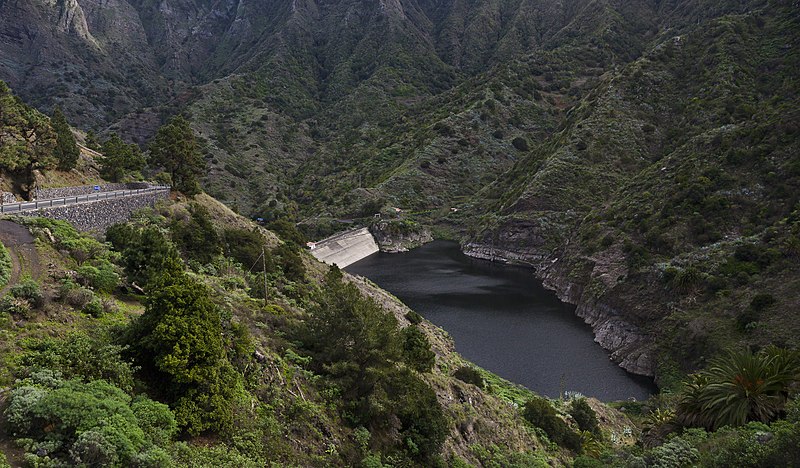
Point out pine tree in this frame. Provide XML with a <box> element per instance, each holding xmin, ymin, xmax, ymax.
<box><xmin>85</xmin><ymin>130</ymin><xmax>102</xmax><ymax>151</ymax></box>
<box><xmin>51</xmin><ymin>107</ymin><xmax>79</xmax><ymax>170</ymax></box>
<box><xmin>148</xmin><ymin>116</ymin><xmax>205</xmax><ymax>195</ymax></box>
<box><xmin>100</xmin><ymin>133</ymin><xmax>145</xmax><ymax>182</ymax></box>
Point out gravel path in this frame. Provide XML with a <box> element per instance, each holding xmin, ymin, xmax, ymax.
<box><xmin>0</xmin><ymin>220</ymin><xmax>40</xmax><ymax>293</ymax></box>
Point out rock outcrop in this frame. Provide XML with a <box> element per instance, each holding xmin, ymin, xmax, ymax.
<box><xmin>463</xmin><ymin>239</ymin><xmax>656</xmax><ymax>377</ymax></box>
<box><xmin>370</xmin><ymin>220</ymin><xmax>433</xmax><ymax>253</ymax></box>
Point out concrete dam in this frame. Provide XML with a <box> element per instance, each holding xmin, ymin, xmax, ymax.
<box><xmin>310</xmin><ymin>227</ymin><xmax>379</xmax><ymax>268</ymax></box>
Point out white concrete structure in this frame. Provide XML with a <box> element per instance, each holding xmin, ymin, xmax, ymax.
<box><xmin>310</xmin><ymin>227</ymin><xmax>379</xmax><ymax>268</ymax></box>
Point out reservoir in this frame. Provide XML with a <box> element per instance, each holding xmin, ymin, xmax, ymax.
<box><xmin>347</xmin><ymin>240</ymin><xmax>656</xmax><ymax>401</ymax></box>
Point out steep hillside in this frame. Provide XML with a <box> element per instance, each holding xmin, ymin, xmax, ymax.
<box><xmin>0</xmin><ymin>190</ymin><xmax>641</xmax><ymax>466</ymax></box>
<box><xmin>465</xmin><ymin>0</ymin><xmax>799</xmax><ymax>383</ymax></box>
<box><xmin>1</xmin><ymin>0</ymin><xmax>797</xmax><ymax>389</ymax></box>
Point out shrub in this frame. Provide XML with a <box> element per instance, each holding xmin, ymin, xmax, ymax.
<box><xmin>454</xmin><ymin>366</ymin><xmax>484</xmax><ymax>389</ymax></box>
<box><xmin>645</xmin><ymin>437</ymin><xmax>699</xmax><ymax>468</ymax></box>
<box><xmin>522</xmin><ymin>397</ymin><xmax>581</xmax><ymax>452</ymax></box>
<box><xmin>20</xmin><ymin>333</ymin><xmax>137</xmax><ymax>392</ymax></box>
<box><xmin>83</xmin><ymin>299</ymin><xmax>104</xmax><ymax>317</ymax></box>
<box><xmin>570</xmin><ymin>398</ymin><xmax>600</xmax><ymax>435</ymax></box>
<box><xmin>736</xmin><ymin>308</ymin><xmax>760</xmax><ymax>332</ymax></box>
<box><xmin>131</xmin><ymin>397</ymin><xmax>178</xmax><ymax>446</ymax></box>
<box><xmin>266</xmin><ymin>219</ymin><xmax>307</xmax><ymax>246</ymax></box>
<box><xmin>676</xmin><ymin>347</ymin><xmax>800</xmax><ymax>429</ymax></box>
<box><xmin>405</xmin><ymin>310</ymin><xmax>423</xmax><ymax>325</ymax></box>
<box><xmin>76</xmin><ymin>259</ymin><xmax>120</xmax><ymax>293</ymax></box>
<box><xmin>6</xmin><ymin>379</ymin><xmax>149</xmax><ymax>466</ymax></box>
<box><xmin>274</xmin><ymin>243</ymin><xmax>305</xmax><ymax>282</ymax></box>
<box><xmin>0</xmin><ymin>295</ymin><xmax>32</xmax><ymax>318</ymax></box>
<box><xmin>171</xmin><ymin>204</ymin><xmax>221</xmax><ymax>264</ymax></box>
<box><xmin>0</xmin><ymin>241</ymin><xmax>11</xmax><ymax>289</ymax></box>
<box><xmin>127</xmin><ymin>272</ymin><xmax>238</xmax><ymax>434</ymax></box>
<box><xmin>223</xmin><ymin>228</ymin><xmax>272</xmax><ymax>273</ymax></box>
<box><xmin>750</xmin><ymin>293</ymin><xmax>776</xmax><ymax>311</ymax></box>
<box><xmin>60</xmin><ymin>281</ymin><xmax>95</xmax><ymax>309</ymax></box>
<box><xmin>10</xmin><ymin>277</ymin><xmax>44</xmax><ymax>308</ymax></box>
<box><xmin>573</xmin><ymin>455</ymin><xmax>605</xmax><ymax>468</ymax></box>
<box><xmin>512</xmin><ymin>137</ymin><xmax>529</xmax><ymax>151</ymax></box>
<box><xmin>402</xmin><ymin>326</ymin><xmax>436</xmax><ymax>373</ymax></box>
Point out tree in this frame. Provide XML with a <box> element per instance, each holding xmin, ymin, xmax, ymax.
<box><xmin>171</xmin><ymin>204</ymin><xmax>221</xmax><ymax>264</ymax></box>
<box><xmin>51</xmin><ymin>107</ymin><xmax>80</xmax><ymax>170</ymax></box>
<box><xmin>100</xmin><ymin>133</ymin><xmax>145</xmax><ymax>182</ymax></box>
<box><xmin>106</xmin><ymin>224</ymin><xmax>183</xmax><ymax>288</ymax></box>
<box><xmin>677</xmin><ymin>347</ymin><xmax>800</xmax><ymax>430</ymax></box>
<box><xmin>0</xmin><ymin>81</ymin><xmax>56</xmax><ymax>197</ymax></box>
<box><xmin>402</xmin><ymin>325</ymin><xmax>436</xmax><ymax>373</ymax></box>
<box><xmin>129</xmin><ymin>271</ymin><xmax>237</xmax><ymax>434</ymax></box>
<box><xmin>302</xmin><ymin>266</ymin><xmax>400</xmax><ymax>399</ymax></box>
<box><xmin>85</xmin><ymin>130</ymin><xmax>102</xmax><ymax>151</ymax></box>
<box><xmin>148</xmin><ymin>116</ymin><xmax>205</xmax><ymax>195</ymax></box>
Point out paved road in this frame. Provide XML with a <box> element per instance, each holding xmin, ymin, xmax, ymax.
<box><xmin>0</xmin><ymin>186</ymin><xmax>170</xmax><ymax>214</ymax></box>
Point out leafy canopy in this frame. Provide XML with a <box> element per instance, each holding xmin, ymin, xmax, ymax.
<box><xmin>149</xmin><ymin>115</ymin><xmax>205</xmax><ymax>195</ymax></box>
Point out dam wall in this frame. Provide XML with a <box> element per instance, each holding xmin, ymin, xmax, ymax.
<box><xmin>310</xmin><ymin>227</ymin><xmax>379</xmax><ymax>268</ymax></box>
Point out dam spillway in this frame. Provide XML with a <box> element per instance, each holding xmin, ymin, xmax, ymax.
<box><xmin>310</xmin><ymin>227</ymin><xmax>379</xmax><ymax>268</ymax></box>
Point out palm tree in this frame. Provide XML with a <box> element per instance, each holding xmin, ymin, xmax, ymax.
<box><xmin>677</xmin><ymin>347</ymin><xmax>799</xmax><ymax>430</ymax></box>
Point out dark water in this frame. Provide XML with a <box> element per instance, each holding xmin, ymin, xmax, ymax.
<box><xmin>347</xmin><ymin>241</ymin><xmax>656</xmax><ymax>401</ymax></box>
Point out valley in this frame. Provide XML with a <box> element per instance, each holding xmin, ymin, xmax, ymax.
<box><xmin>0</xmin><ymin>0</ymin><xmax>798</xmax><ymax>466</ymax></box>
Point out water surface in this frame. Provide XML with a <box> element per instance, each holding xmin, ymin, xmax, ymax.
<box><xmin>347</xmin><ymin>241</ymin><xmax>655</xmax><ymax>401</ymax></box>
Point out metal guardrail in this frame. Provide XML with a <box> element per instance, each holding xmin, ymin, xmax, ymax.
<box><xmin>0</xmin><ymin>185</ymin><xmax>171</xmax><ymax>214</ymax></box>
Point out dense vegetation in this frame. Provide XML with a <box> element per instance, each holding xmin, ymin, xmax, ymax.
<box><xmin>0</xmin><ymin>0</ymin><xmax>798</xmax><ymax>466</ymax></box>
<box><xmin>0</xmin><ymin>200</ymin><xmax>568</xmax><ymax>466</ymax></box>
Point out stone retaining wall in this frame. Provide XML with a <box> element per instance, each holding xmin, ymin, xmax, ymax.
<box><xmin>17</xmin><ymin>191</ymin><xmax>169</xmax><ymax>231</ymax></box>
<box><xmin>36</xmin><ymin>182</ymin><xmax>151</xmax><ymax>199</ymax></box>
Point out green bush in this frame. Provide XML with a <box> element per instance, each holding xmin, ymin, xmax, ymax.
<box><xmin>20</xmin><ymin>333</ymin><xmax>137</xmax><ymax>392</ymax></box>
<box><xmin>127</xmin><ymin>271</ymin><xmax>239</xmax><ymax>434</ymax></box>
<box><xmin>274</xmin><ymin>243</ymin><xmax>305</xmax><ymax>282</ymax></box>
<box><xmin>522</xmin><ymin>397</ymin><xmax>581</xmax><ymax>452</ymax></box>
<box><xmin>750</xmin><ymin>293</ymin><xmax>776</xmax><ymax>311</ymax></box>
<box><xmin>83</xmin><ymin>298</ymin><xmax>104</xmax><ymax>317</ymax></box>
<box><xmin>570</xmin><ymin>398</ymin><xmax>600</xmax><ymax>435</ymax></box>
<box><xmin>512</xmin><ymin>137</ymin><xmax>529</xmax><ymax>151</ymax></box>
<box><xmin>645</xmin><ymin>437</ymin><xmax>699</xmax><ymax>468</ymax></box>
<box><xmin>676</xmin><ymin>347</ymin><xmax>800</xmax><ymax>429</ymax></box>
<box><xmin>132</xmin><ymin>397</ymin><xmax>178</xmax><ymax>446</ymax></box>
<box><xmin>405</xmin><ymin>310</ymin><xmax>423</xmax><ymax>325</ymax></box>
<box><xmin>402</xmin><ymin>326</ymin><xmax>435</xmax><ymax>373</ymax></box>
<box><xmin>454</xmin><ymin>366</ymin><xmax>484</xmax><ymax>389</ymax></box>
<box><xmin>0</xmin><ymin>294</ymin><xmax>32</xmax><ymax>318</ymax></box>
<box><xmin>573</xmin><ymin>455</ymin><xmax>605</xmax><ymax>468</ymax></box>
<box><xmin>171</xmin><ymin>204</ymin><xmax>222</xmax><ymax>264</ymax></box>
<box><xmin>60</xmin><ymin>280</ymin><xmax>95</xmax><ymax>308</ymax></box>
<box><xmin>76</xmin><ymin>259</ymin><xmax>120</xmax><ymax>293</ymax></box>
<box><xmin>10</xmin><ymin>277</ymin><xmax>43</xmax><ymax>308</ymax></box>
<box><xmin>266</xmin><ymin>219</ymin><xmax>307</xmax><ymax>246</ymax></box>
<box><xmin>223</xmin><ymin>228</ymin><xmax>272</xmax><ymax>273</ymax></box>
<box><xmin>0</xmin><ymin>241</ymin><xmax>11</xmax><ymax>289</ymax></box>
<box><xmin>4</xmin><ymin>377</ymin><xmax>172</xmax><ymax>466</ymax></box>
<box><xmin>110</xmin><ymin>225</ymin><xmax>184</xmax><ymax>288</ymax></box>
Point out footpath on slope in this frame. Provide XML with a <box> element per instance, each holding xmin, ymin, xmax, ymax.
<box><xmin>0</xmin><ymin>220</ymin><xmax>41</xmax><ymax>294</ymax></box>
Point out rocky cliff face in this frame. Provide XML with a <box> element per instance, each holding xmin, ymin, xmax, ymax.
<box><xmin>370</xmin><ymin>220</ymin><xmax>433</xmax><ymax>253</ymax></box>
<box><xmin>463</xmin><ymin>238</ymin><xmax>656</xmax><ymax>377</ymax></box>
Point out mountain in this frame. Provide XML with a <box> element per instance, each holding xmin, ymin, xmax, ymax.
<box><xmin>1</xmin><ymin>0</ymin><xmax>798</xmax><ymax>387</ymax></box>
